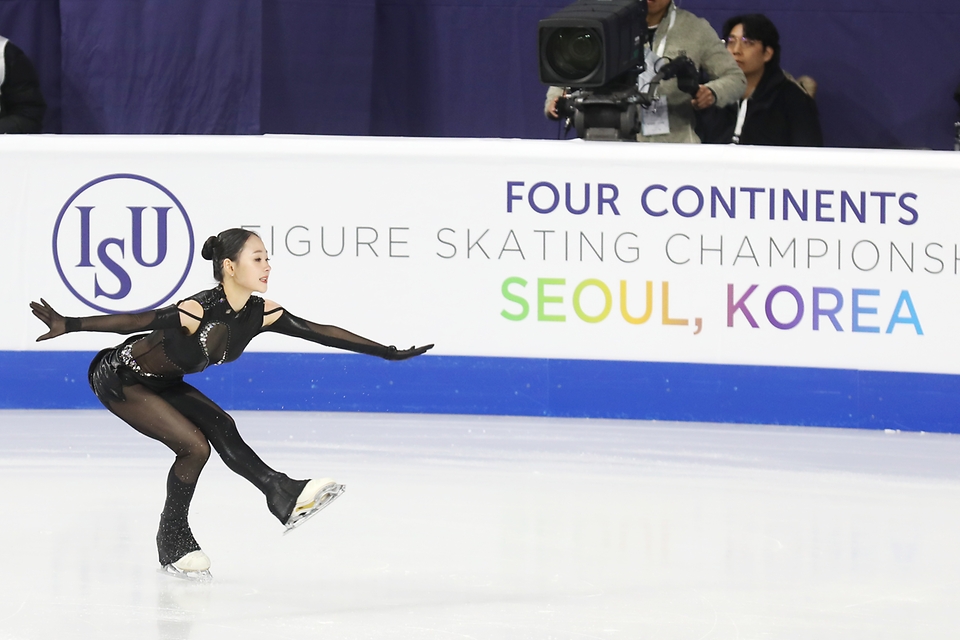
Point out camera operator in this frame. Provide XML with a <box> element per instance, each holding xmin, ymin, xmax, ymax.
<box><xmin>0</xmin><ymin>34</ymin><xmax>46</xmax><ymax>134</ymax></box>
<box><xmin>545</xmin><ymin>0</ymin><xmax>745</xmax><ymax>143</ymax></box>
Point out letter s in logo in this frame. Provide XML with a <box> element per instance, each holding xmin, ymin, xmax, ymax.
<box><xmin>52</xmin><ymin>174</ymin><xmax>195</xmax><ymax>313</ymax></box>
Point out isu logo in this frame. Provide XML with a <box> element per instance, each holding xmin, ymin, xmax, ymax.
<box><xmin>53</xmin><ymin>174</ymin><xmax>195</xmax><ymax>313</ymax></box>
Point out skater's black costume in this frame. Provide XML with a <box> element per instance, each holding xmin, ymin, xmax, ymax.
<box><xmin>31</xmin><ymin>230</ymin><xmax>430</xmax><ymax>574</ymax></box>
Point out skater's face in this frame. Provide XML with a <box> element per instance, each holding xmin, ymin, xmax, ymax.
<box><xmin>223</xmin><ymin>235</ymin><xmax>271</xmax><ymax>293</ymax></box>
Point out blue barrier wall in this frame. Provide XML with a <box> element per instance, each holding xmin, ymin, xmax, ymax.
<box><xmin>4</xmin><ymin>351</ymin><xmax>959</xmax><ymax>433</ymax></box>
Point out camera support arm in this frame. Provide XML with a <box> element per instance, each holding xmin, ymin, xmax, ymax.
<box><xmin>553</xmin><ymin>55</ymin><xmax>701</xmax><ymax>141</ymax></box>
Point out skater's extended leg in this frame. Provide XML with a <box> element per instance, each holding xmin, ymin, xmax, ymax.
<box><xmin>160</xmin><ymin>384</ymin><xmax>313</xmax><ymax>523</ymax></box>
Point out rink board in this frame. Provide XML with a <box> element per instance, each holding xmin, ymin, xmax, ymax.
<box><xmin>3</xmin><ymin>136</ymin><xmax>960</xmax><ymax>431</ymax></box>
<box><xmin>4</xmin><ymin>351</ymin><xmax>960</xmax><ymax>433</ymax></box>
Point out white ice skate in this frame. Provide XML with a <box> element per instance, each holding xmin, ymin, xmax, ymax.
<box><xmin>283</xmin><ymin>477</ymin><xmax>345</xmax><ymax>535</ymax></box>
<box><xmin>159</xmin><ymin>550</ymin><xmax>213</xmax><ymax>583</ymax></box>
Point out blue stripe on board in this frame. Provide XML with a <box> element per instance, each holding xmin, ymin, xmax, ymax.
<box><xmin>3</xmin><ymin>351</ymin><xmax>959</xmax><ymax>432</ymax></box>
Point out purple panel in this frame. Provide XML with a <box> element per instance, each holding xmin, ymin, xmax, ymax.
<box><xmin>0</xmin><ymin>0</ymin><xmax>61</xmax><ymax>132</ymax></box>
<box><xmin>261</xmin><ymin>0</ymin><xmax>377</xmax><ymax>135</ymax></box>
<box><xmin>58</xmin><ymin>0</ymin><xmax>262</xmax><ymax>134</ymax></box>
<box><xmin>369</xmin><ymin>0</ymin><xmax>565</xmax><ymax>139</ymax></box>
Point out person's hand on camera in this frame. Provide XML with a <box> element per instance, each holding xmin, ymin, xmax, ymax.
<box><xmin>547</xmin><ymin>92</ymin><xmax>567</xmax><ymax>120</ymax></box>
<box><xmin>691</xmin><ymin>85</ymin><xmax>716</xmax><ymax>110</ymax></box>
<box><xmin>547</xmin><ymin>95</ymin><xmax>561</xmax><ymax>119</ymax></box>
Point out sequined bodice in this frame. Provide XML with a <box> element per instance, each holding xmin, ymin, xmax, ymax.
<box><xmin>127</xmin><ymin>286</ymin><xmax>265</xmax><ymax>377</ymax></box>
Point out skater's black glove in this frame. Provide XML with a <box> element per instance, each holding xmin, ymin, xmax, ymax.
<box><xmin>382</xmin><ymin>344</ymin><xmax>434</xmax><ymax>361</ymax></box>
<box><xmin>30</xmin><ymin>298</ymin><xmax>70</xmax><ymax>341</ymax></box>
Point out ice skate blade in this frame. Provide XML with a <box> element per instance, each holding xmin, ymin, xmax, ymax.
<box><xmin>159</xmin><ymin>563</ymin><xmax>213</xmax><ymax>583</ymax></box>
<box><xmin>283</xmin><ymin>481</ymin><xmax>345</xmax><ymax>535</ymax></box>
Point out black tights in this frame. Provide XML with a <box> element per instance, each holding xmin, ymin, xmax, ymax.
<box><xmin>101</xmin><ymin>378</ymin><xmax>307</xmax><ymax>562</ymax></box>
<box><xmin>107</xmin><ymin>380</ymin><xmax>282</xmax><ymax>488</ymax></box>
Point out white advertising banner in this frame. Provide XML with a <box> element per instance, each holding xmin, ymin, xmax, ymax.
<box><xmin>3</xmin><ymin>135</ymin><xmax>960</xmax><ymax>375</ymax></box>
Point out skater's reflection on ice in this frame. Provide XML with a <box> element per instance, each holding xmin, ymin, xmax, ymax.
<box><xmin>156</xmin><ymin>577</ymin><xmax>210</xmax><ymax>640</ymax></box>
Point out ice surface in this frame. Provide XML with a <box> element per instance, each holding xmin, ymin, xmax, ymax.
<box><xmin>1</xmin><ymin>409</ymin><xmax>959</xmax><ymax>639</ymax></box>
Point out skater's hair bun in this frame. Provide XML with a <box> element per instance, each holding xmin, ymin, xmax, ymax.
<box><xmin>202</xmin><ymin>228</ymin><xmax>259</xmax><ymax>282</ymax></box>
<box><xmin>201</xmin><ymin>235</ymin><xmax>220</xmax><ymax>261</ymax></box>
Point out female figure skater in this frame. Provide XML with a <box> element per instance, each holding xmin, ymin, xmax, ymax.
<box><xmin>30</xmin><ymin>228</ymin><xmax>432</xmax><ymax>581</ymax></box>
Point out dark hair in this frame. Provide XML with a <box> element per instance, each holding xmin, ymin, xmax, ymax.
<box><xmin>723</xmin><ymin>13</ymin><xmax>781</xmax><ymax>68</ymax></box>
<box><xmin>201</xmin><ymin>228</ymin><xmax>259</xmax><ymax>282</ymax></box>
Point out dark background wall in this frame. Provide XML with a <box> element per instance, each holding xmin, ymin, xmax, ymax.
<box><xmin>2</xmin><ymin>0</ymin><xmax>959</xmax><ymax>149</ymax></box>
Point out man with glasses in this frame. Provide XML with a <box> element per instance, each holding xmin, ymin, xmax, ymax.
<box><xmin>697</xmin><ymin>14</ymin><xmax>822</xmax><ymax>146</ymax></box>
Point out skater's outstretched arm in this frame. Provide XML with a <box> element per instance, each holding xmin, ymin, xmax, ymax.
<box><xmin>260</xmin><ymin>304</ymin><xmax>432</xmax><ymax>361</ymax></box>
<box><xmin>30</xmin><ymin>298</ymin><xmax>200</xmax><ymax>341</ymax></box>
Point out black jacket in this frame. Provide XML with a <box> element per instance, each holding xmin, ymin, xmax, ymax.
<box><xmin>696</xmin><ymin>66</ymin><xmax>822</xmax><ymax>147</ymax></box>
<box><xmin>0</xmin><ymin>38</ymin><xmax>46</xmax><ymax>134</ymax></box>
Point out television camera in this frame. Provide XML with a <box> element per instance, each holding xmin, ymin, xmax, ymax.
<box><xmin>538</xmin><ymin>0</ymin><xmax>700</xmax><ymax>140</ymax></box>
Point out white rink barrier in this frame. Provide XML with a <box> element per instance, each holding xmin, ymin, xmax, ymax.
<box><xmin>3</xmin><ymin>135</ymin><xmax>960</xmax><ymax>431</ymax></box>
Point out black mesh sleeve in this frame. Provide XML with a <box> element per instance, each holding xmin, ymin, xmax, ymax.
<box><xmin>261</xmin><ymin>309</ymin><xmax>394</xmax><ymax>358</ymax></box>
<box><xmin>66</xmin><ymin>305</ymin><xmax>184</xmax><ymax>335</ymax></box>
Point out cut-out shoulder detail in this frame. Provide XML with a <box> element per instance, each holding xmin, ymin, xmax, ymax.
<box><xmin>177</xmin><ymin>299</ymin><xmax>204</xmax><ymax>335</ymax></box>
<box><xmin>262</xmin><ymin>300</ymin><xmax>284</xmax><ymax>328</ymax></box>
<box><xmin>178</xmin><ymin>299</ymin><xmax>204</xmax><ymax>314</ymax></box>
<box><xmin>176</xmin><ymin>307</ymin><xmax>203</xmax><ymax>322</ymax></box>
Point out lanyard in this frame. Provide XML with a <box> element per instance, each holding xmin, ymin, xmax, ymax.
<box><xmin>732</xmin><ymin>98</ymin><xmax>749</xmax><ymax>144</ymax></box>
<box><xmin>654</xmin><ymin>5</ymin><xmax>677</xmax><ymax>58</ymax></box>
<box><xmin>0</xmin><ymin>36</ymin><xmax>8</xmax><ymax>90</ymax></box>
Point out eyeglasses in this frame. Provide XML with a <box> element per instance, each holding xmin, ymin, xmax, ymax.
<box><xmin>724</xmin><ymin>36</ymin><xmax>759</xmax><ymax>49</ymax></box>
